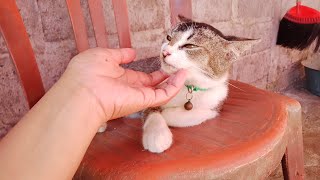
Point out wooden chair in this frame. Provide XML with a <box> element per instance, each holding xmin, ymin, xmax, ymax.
<box><xmin>0</xmin><ymin>0</ymin><xmax>304</xmax><ymax>179</ymax></box>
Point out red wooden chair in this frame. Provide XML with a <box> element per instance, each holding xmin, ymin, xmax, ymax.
<box><xmin>0</xmin><ymin>0</ymin><xmax>304</xmax><ymax>179</ymax></box>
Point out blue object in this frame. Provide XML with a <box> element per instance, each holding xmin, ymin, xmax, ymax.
<box><xmin>304</xmin><ymin>66</ymin><xmax>320</xmax><ymax>97</ymax></box>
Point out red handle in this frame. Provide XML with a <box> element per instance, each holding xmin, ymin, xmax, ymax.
<box><xmin>296</xmin><ymin>1</ymin><xmax>301</xmax><ymax>14</ymax></box>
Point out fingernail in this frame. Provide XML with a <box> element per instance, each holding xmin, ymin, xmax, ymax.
<box><xmin>122</xmin><ymin>48</ymin><xmax>137</xmax><ymax>61</ymax></box>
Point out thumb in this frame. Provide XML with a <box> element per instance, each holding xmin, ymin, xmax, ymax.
<box><xmin>151</xmin><ymin>69</ymin><xmax>188</xmax><ymax>106</ymax></box>
<box><xmin>106</xmin><ymin>48</ymin><xmax>136</xmax><ymax>64</ymax></box>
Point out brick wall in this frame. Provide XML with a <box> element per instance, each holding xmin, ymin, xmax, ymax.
<box><xmin>0</xmin><ymin>0</ymin><xmax>319</xmax><ymax>137</ymax></box>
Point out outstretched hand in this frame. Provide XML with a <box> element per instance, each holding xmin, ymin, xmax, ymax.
<box><xmin>64</xmin><ymin>48</ymin><xmax>187</xmax><ymax>121</ymax></box>
<box><xmin>0</xmin><ymin>47</ymin><xmax>187</xmax><ymax>180</ymax></box>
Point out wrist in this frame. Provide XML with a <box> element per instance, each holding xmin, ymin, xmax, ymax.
<box><xmin>54</xmin><ymin>73</ymin><xmax>108</xmax><ymax>127</ymax></box>
<box><xmin>0</xmin><ymin>70</ymin><xmax>109</xmax><ymax>179</ymax></box>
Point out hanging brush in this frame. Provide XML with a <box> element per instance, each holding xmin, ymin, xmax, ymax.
<box><xmin>276</xmin><ymin>0</ymin><xmax>320</xmax><ymax>52</ymax></box>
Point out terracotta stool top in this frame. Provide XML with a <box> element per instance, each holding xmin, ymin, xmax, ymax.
<box><xmin>75</xmin><ymin>80</ymin><xmax>296</xmax><ymax>179</ymax></box>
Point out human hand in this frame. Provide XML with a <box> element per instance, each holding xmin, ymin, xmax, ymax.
<box><xmin>63</xmin><ymin>48</ymin><xmax>187</xmax><ymax>122</ymax></box>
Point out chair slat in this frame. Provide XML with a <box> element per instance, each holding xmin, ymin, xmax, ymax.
<box><xmin>88</xmin><ymin>0</ymin><xmax>108</xmax><ymax>48</ymax></box>
<box><xmin>112</xmin><ymin>0</ymin><xmax>132</xmax><ymax>48</ymax></box>
<box><xmin>169</xmin><ymin>0</ymin><xmax>192</xmax><ymax>26</ymax></box>
<box><xmin>0</xmin><ymin>0</ymin><xmax>45</xmax><ymax>108</ymax></box>
<box><xmin>65</xmin><ymin>0</ymin><xmax>90</xmax><ymax>52</ymax></box>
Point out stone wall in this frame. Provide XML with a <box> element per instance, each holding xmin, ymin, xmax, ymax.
<box><xmin>0</xmin><ymin>0</ymin><xmax>319</xmax><ymax>137</ymax></box>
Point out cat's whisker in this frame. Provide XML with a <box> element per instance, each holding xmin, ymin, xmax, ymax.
<box><xmin>228</xmin><ymin>82</ymin><xmax>245</xmax><ymax>92</ymax></box>
<box><xmin>188</xmin><ymin>63</ymin><xmax>245</xmax><ymax>92</ymax></box>
<box><xmin>190</xmin><ymin>65</ymin><xmax>245</xmax><ymax>92</ymax></box>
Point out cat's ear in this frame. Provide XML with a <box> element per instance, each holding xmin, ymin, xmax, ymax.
<box><xmin>226</xmin><ymin>36</ymin><xmax>260</xmax><ymax>57</ymax></box>
<box><xmin>177</xmin><ymin>14</ymin><xmax>193</xmax><ymax>22</ymax></box>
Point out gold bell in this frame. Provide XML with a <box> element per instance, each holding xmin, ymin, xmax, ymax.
<box><xmin>184</xmin><ymin>100</ymin><xmax>193</xmax><ymax>110</ymax></box>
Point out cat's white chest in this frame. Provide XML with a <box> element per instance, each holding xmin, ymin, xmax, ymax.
<box><xmin>161</xmin><ymin>87</ymin><xmax>188</xmax><ymax>108</ymax></box>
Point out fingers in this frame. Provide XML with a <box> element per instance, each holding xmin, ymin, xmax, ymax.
<box><xmin>104</xmin><ymin>69</ymin><xmax>187</xmax><ymax>120</ymax></box>
<box><xmin>153</xmin><ymin>69</ymin><xmax>187</xmax><ymax>106</ymax></box>
<box><xmin>123</xmin><ymin>70</ymin><xmax>168</xmax><ymax>86</ymax></box>
<box><xmin>148</xmin><ymin>71</ymin><xmax>169</xmax><ymax>86</ymax></box>
<box><xmin>138</xmin><ymin>69</ymin><xmax>187</xmax><ymax>107</ymax></box>
<box><xmin>84</xmin><ymin>47</ymin><xmax>136</xmax><ymax>64</ymax></box>
<box><xmin>107</xmin><ymin>48</ymin><xmax>136</xmax><ymax>64</ymax></box>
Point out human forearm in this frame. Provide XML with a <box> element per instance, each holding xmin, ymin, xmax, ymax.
<box><xmin>0</xmin><ymin>47</ymin><xmax>187</xmax><ymax>179</ymax></box>
<box><xmin>0</xmin><ymin>74</ymin><xmax>104</xmax><ymax>179</ymax></box>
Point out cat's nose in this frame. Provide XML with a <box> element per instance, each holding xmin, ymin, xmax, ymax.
<box><xmin>162</xmin><ymin>50</ymin><xmax>171</xmax><ymax>57</ymax></box>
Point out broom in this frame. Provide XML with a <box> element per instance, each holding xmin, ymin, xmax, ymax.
<box><xmin>276</xmin><ymin>0</ymin><xmax>320</xmax><ymax>52</ymax></box>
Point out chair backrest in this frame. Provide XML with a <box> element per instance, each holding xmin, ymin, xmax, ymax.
<box><xmin>0</xmin><ymin>0</ymin><xmax>45</xmax><ymax>108</ymax></box>
<box><xmin>0</xmin><ymin>0</ymin><xmax>192</xmax><ymax>108</ymax></box>
<box><xmin>170</xmin><ymin>0</ymin><xmax>192</xmax><ymax>26</ymax></box>
<box><xmin>65</xmin><ymin>0</ymin><xmax>192</xmax><ymax>52</ymax></box>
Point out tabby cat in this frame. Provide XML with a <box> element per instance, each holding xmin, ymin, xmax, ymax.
<box><xmin>142</xmin><ymin>15</ymin><xmax>259</xmax><ymax>153</ymax></box>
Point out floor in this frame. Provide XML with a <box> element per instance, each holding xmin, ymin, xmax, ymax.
<box><xmin>267</xmin><ymin>87</ymin><xmax>320</xmax><ymax>180</ymax></box>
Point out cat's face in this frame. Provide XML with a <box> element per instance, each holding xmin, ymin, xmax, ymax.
<box><xmin>160</xmin><ymin>16</ymin><xmax>259</xmax><ymax>79</ymax></box>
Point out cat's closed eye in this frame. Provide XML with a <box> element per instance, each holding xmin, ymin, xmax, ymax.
<box><xmin>166</xmin><ymin>35</ymin><xmax>172</xmax><ymax>41</ymax></box>
<box><xmin>181</xmin><ymin>44</ymin><xmax>198</xmax><ymax>49</ymax></box>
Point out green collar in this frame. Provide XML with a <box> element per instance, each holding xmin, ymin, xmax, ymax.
<box><xmin>185</xmin><ymin>85</ymin><xmax>209</xmax><ymax>92</ymax></box>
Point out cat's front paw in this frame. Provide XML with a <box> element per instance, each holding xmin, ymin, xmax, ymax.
<box><xmin>143</xmin><ymin>114</ymin><xmax>173</xmax><ymax>153</ymax></box>
<box><xmin>97</xmin><ymin>122</ymin><xmax>107</xmax><ymax>133</ymax></box>
<box><xmin>143</xmin><ymin>125</ymin><xmax>173</xmax><ymax>153</ymax></box>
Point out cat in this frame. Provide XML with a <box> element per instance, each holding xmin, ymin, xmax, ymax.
<box><xmin>142</xmin><ymin>15</ymin><xmax>259</xmax><ymax>153</ymax></box>
<box><xmin>97</xmin><ymin>15</ymin><xmax>259</xmax><ymax>152</ymax></box>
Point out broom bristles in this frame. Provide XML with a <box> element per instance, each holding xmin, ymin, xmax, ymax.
<box><xmin>277</xmin><ymin>18</ymin><xmax>320</xmax><ymax>52</ymax></box>
<box><xmin>315</xmin><ymin>29</ymin><xmax>320</xmax><ymax>52</ymax></box>
<box><xmin>307</xmin><ymin>23</ymin><xmax>320</xmax><ymax>52</ymax></box>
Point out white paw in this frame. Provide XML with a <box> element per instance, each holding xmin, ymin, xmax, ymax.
<box><xmin>143</xmin><ymin>125</ymin><xmax>172</xmax><ymax>153</ymax></box>
<box><xmin>143</xmin><ymin>114</ymin><xmax>173</xmax><ymax>153</ymax></box>
<box><xmin>97</xmin><ymin>123</ymin><xmax>107</xmax><ymax>133</ymax></box>
<box><xmin>126</xmin><ymin>112</ymin><xmax>142</xmax><ymax>119</ymax></box>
